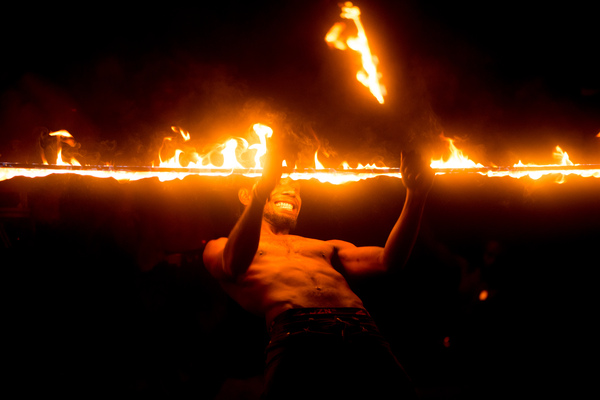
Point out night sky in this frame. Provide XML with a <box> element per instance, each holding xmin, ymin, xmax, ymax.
<box><xmin>1</xmin><ymin>0</ymin><xmax>598</xmax><ymax>166</ymax></box>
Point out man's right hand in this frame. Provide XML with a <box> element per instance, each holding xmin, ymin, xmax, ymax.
<box><xmin>254</xmin><ymin>134</ymin><xmax>284</xmax><ymax>202</ymax></box>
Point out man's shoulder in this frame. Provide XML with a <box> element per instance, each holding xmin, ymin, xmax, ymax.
<box><xmin>203</xmin><ymin>237</ymin><xmax>227</xmax><ymax>264</ymax></box>
<box><xmin>202</xmin><ymin>237</ymin><xmax>234</xmax><ymax>280</ymax></box>
<box><xmin>205</xmin><ymin>237</ymin><xmax>228</xmax><ymax>248</ymax></box>
<box><xmin>325</xmin><ymin>239</ymin><xmax>357</xmax><ymax>250</ymax></box>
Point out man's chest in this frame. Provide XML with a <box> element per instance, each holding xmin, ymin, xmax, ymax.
<box><xmin>257</xmin><ymin>235</ymin><xmax>335</xmax><ymax>260</ymax></box>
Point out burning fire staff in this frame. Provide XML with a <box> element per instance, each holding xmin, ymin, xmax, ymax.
<box><xmin>203</xmin><ymin>138</ymin><xmax>434</xmax><ymax>399</ymax></box>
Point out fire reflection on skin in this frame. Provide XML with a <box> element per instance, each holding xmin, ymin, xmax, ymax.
<box><xmin>262</xmin><ymin>178</ymin><xmax>302</xmax><ymax>232</ymax></box>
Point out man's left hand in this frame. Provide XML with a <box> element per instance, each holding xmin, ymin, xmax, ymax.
<box><xmin>401</xmin><ymin>151</ymin><xmax>434</xmax><ymax>199</ymax></box>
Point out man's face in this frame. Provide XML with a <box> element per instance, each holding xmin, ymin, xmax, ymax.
<box><xmin>263</xmin><ymin>177</ymin><xmax>301</xmax><ymax>231</ymax></box>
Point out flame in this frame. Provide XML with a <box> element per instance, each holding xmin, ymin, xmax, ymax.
<box><xmin>326</xmin><ymin>2</ymin><xmax>386</xmax><ymax>104</ymax></box>
<box><xmin>49</xmin><ymin>129</ymin><xmax>75</xmax><ymax>141</ymax></box>
<box><xmin>553</xmin><ymin>146</ymin><xmax>573</xmax><ymax>166</ymax></box>
<box><xmin>341</xmin><ymin>161</ymin><xmax>384</xmax><ymax>170</ymax></box>
<box><xmin>510</xmin><ymin>145</ymin><xmax>582</xmax><ymax>183</ymax></box>
<box><xmin>430</xmin><ymin>135</ymin><xmax>484</xmax><ymax>170</ymax></box>
<box><xmin>325</xmin><ymin>22</ymin><xmax>348</xmax><ymax>50</ymax></box>
<box><xmin>249</xmin><ymin>123</ymin><xmax>273</xmax><ymax>169</ymax></box>
<box><xmin>552</xmin><ymin>146</ymin><xmax>572</xmax><ymax>184</ymax></box>
<box><xmin>156</xmin><ymin>127</ymin><xmax>198</xmax><ymax>167</ymax></box>
<box><xmin>314</xmin><ymin>150</ymin><xmax>325</xmax><ymax>169</ymax></box>
<box><xmin>156</xmin><ymin>123</ymin><xmax>272</xmax><ymax>172</ymax></box>
<box><xmin>2</xmin><ymin>124</ymin><xmax>599</xmax><ymax>184</ymax></box>
<box><xmin>44</xmin><ymin>130</ymin><xmax>81</xmax><ymax>166</ymax></box>
<box><xmin>430</xmin><ymin>137</ymin><xmax>599</xmax><ymax>181</ymax></box>
<box><xmin>2</xmin><ymin>3</ymin><xmax>599</xmax><ymax>185</ymax></box>
<box><xmin>172</xmin><ymin>126</ymin><xmax>191</xmax><ymax>142</ymax></box>
<box><xmin>284</xmin><ymin>148</ymin><xmax>396</xmax><ymax>184</ymax></box>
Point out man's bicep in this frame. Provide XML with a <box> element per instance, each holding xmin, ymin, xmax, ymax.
<box><xmin>330</xmin><ymin>240</ymin><xmax>387</xmax><ymax>279</ymax></box>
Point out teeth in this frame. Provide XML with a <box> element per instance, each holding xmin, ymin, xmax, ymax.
<box><xmin>275</xmin><ymin>202</ymin><xmax>293</xmax><ymax>210</ymax></box>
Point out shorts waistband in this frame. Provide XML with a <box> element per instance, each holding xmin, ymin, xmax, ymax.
<box><xmin>272</xmin><ymin>307</ymin><xmax>369</xmax><ymax>323</ymax></box>
<box><xmin>269</xmin><ymin>307</ymin><xmax>373</xmax><ymax>336</ymax></box>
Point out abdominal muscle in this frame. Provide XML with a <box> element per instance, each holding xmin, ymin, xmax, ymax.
<box><xmin>220</xmin><ymin>235</ymin><xmax>365</xmax><ymax>326</ymax></box>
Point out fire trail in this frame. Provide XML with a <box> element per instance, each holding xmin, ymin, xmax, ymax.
<box><xmin>2</xmin><ymin>163</ymin><xmax>599</xmax><ymax>184</ymax></box>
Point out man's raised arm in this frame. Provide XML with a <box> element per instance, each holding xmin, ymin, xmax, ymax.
<box><xmin>381</xmin><ymin>151</ymin><xmax>434</xmax><ymax>270</ymax></box>
<box><xmin>335</xmin><ymin>151</ymin><xmax>434</xmax><ymax>278</ymax></box>
<box><xmin>203</xmin><ymin>142</ymin><xmax>283</xmax><ymax>279</ymax></box>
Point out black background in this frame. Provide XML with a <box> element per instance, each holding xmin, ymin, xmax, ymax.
<box><xmin>1</xmin><ymin>1</ymin><xmax>598</xmax><ymax>398</ymax></box>
<box><xmin>1</xmin><ymin>0</ymin><xmax>598</xmax><ymax>165</ymax></box>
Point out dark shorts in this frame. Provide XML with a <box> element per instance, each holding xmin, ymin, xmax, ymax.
<box><xmin>262</xmin><ymin>308</ymin><xmax>416</xmax><ymax>400</ymax></box>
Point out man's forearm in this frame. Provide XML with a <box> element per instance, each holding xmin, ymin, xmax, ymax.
<box><xmin>382</xmin><ymin>190</ymin><xmax>428</xmax><ymax>271</ymax></box>
<box><xmin>222</xmin><ymin>191</ymin><xmax>266</xmax><ymax>277</ymax></box>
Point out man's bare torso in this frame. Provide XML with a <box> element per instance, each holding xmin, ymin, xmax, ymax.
<box><xmin>215</xmin><ymin>233</ymin><xmax>365</xmax><ymax>326</ymax></box>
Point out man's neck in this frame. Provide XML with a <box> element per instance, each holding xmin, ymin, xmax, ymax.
<box><xmin>261</xmin><ymin>220</ymin><xmax>290</xmax><ymax>236</ymax></box>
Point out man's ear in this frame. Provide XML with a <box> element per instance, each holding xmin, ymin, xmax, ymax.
<box><xmin>238</xmin><ymin>187</ymin><xmax>251</xmax><ymax>206</ymax></box>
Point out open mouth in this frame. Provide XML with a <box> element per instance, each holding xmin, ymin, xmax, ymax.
<box><xmin>275</xmin><ymin>202</ymin><xmax>295</xmax><ymax>211</ymax></box>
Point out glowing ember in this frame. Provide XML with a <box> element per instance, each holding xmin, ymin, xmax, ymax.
<box><xmin>479</xmin><ymin>290</ymin><xmax>489</xmax><ymax>301</ymax></box>
<box><xmin>325</xmin><ymin>2</ymin><xmax>386</xmax><ymax>104</ymax></box>
<box><xmin>443</xmin><ymin>336</ymin><xmax>451</xmax><ymax>348</ymax></box>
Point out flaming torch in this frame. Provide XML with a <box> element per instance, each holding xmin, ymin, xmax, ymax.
<box><xmin>325</xmin><ymin>1</ymin><xmax>386</xmax><ymax>104</ymax></box>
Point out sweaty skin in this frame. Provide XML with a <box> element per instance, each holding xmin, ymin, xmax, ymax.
<box><xmin>203</xmin><ymin>149</ymin><xmax>433</xmax><ymax>326</ymax></box>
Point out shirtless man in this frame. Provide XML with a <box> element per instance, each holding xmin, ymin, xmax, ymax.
<box><xmin>203</xmin><ymin>144</ymin><xmax>433</xmax><ymax>399</ymax></box>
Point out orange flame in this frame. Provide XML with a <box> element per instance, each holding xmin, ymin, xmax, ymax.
<box><xmin>553</xmin><ymin>146</ymin><xmax>573</xmax><ymax>166</ymax></box>
<box><xmin>430</xmin><ymin>137</ymin><xmax>599</xmax><ymax>181</ymax></box>
<box><xmin>172</xmin><ymin>126</ymin><xmax>191</xmax><ymax>142</ymax></box>
<box><xmin>430</xmin><ymin>135</ymin><xmax>484</xmax><ymax>170</ymax></box>
<box><xmin>46</xmin><ymin>130</ymin><xmax>81</xmax><ymax>166</ymax></box>
<box><xmin>314</xmin><ymin>150</ymin><xmax>325</xmax><ymax>169</ymax></box>
<box><xmin>2</xmin><ymin>124</ymin><xmax>599</xmax><ymax>184</ymax></box>
<box><xmin>157</xmin><ymin>123</ymin><xmax>272</xmax><ymax>173</ymax></box>
<box><xmin>513</xmin><ymin>145</ymin><xmax>578</xmax><ymax>183</ymax></box>
<box><xmin>249</xmin><ymin>123</ymin><xmax>273</xmax><ymax>169</ymax></box>
<box><xmin>326</xmin><ymin>2</ymin><xmax>386</xmax><ymax>104</ymax></box>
